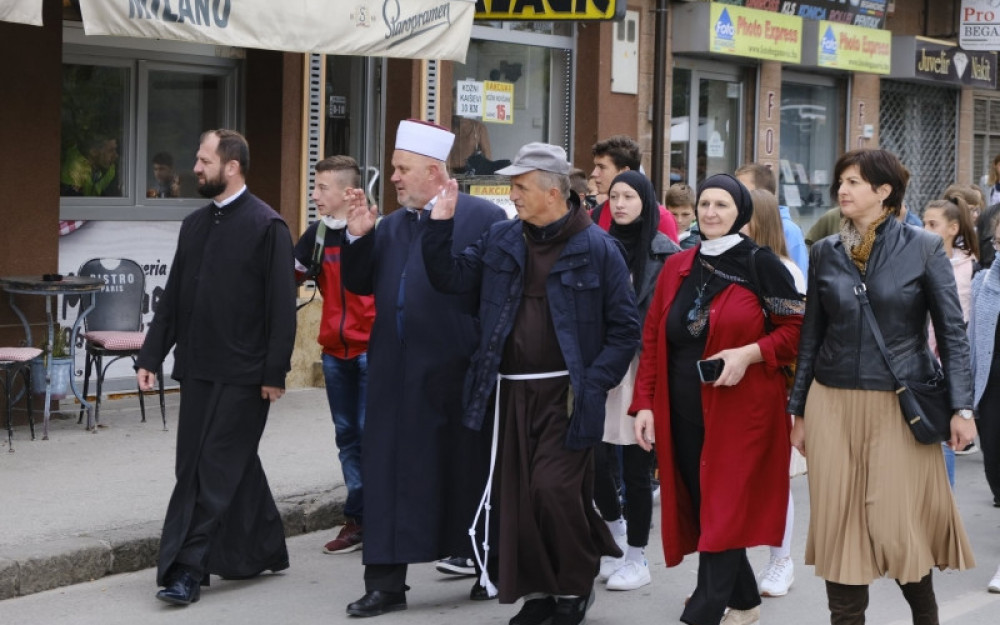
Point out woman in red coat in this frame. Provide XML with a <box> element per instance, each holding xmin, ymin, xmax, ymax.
<box><xmin>631</xmin><ymin>174</ymin><xmax>803</xmax><ymax>625</ymax></box>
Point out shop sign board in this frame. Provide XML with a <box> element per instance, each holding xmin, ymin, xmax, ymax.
<box><xmin>474</xmin><ymin>0</ymin><xmax>624</xmax><ymax>21</ymax></box>
<box><xmin>960</xmin><ymin>0</ymin><xmax>1000</xmax><ymax>51</ymax></box>
<box><xmin>0</xmin><ymin>0</ymin><xmax>43</xmax><ymax>26</ymax></box>
<box><xmin>914</xmin><ymin>37</ymin><xmax>997</xmax><ymax>88</ymax></box>
<box><xmin>469</xmin><ymin>184</ymin><xmax>516</xmax><ymax>218</ymax></box>
<box><xmin>817</xmin><ymin>20</ymin><xmax>891</xmax><ymax>74</ymax></box>
<box><xmin>77</xmin><ymin>0</ymin><xmax>477</xmax><ymax>63</ymax></box>
<box><xmin>456</xmin><ymin>80</ymin><xmax>484</xmax><ymax>118</ymax></box>
<box><xmin>709</xmin><ymin>4</ymin><xmax>802</xmax><ymax>64</ymax></box>
<box><xmin>482</xmin><ymin>80</ymin><xmax>514</xmax><ymax>124</ymax></box>
<box><xmin>713</xmin><ymin>0</ymin><xmax>887</xmax><ymax>30</ymax></box>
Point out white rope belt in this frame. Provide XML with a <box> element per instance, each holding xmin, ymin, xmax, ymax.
<box><xmin>469</xmin><ymin>369</ymin><xmax>570</xmax><ymax>599</ymax></box>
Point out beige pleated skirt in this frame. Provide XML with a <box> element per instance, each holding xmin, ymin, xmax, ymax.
<box><xmin>803</xmin><ymin>381</ymin><xmax>975</xmax><ymax>585</ymax></box>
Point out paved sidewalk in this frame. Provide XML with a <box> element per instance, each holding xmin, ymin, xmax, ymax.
<box><xmin>0</xmin><ymin>387</ymin><xmax>345</xmax><ymax>600</ymax></box>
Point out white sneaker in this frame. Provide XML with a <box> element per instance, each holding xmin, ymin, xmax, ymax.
<box><xmin>720</xmin><ymin>606</ymin><xmax>760</xmax><ymax>625</ymax></box>
<box><xmin>606</xmin><ymin>559</ymin><xmax>651</xmax><ymax>590</ymax></box>
<box><xmin>598</xmin><ymin>554</ymin><xmax>626</xmax><ymax>581</ymax></box>
<box><xmin>758</xmin><ymin>556</ymin><xmax>794</xmax><ymax>597</ymax></box>
<box><xmin>989</xmin><ymin>564</ymin><xmax>1000</xmax><ymax>593</ymax></box>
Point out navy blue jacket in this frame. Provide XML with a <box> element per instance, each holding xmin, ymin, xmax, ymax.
<box><xmin>422</xmin><ymin>212</ymin><xmax>640</xmax><ymax>450</ymax></box>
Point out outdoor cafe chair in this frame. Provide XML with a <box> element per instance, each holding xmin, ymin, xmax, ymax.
<box><xmin>76</xmin><ymin>258</ymin><xmax>166</xmax><ymax>429</ymax></box>
<box><xmin>0</xmin><ymin>346</ymin><xmax>40</xmax><ymax>451</ymax></box>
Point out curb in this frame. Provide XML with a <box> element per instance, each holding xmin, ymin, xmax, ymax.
<box><xmin>0</xmin><ymin>488</ymin><xmax>346</xmax><ymax>601</ymax></box>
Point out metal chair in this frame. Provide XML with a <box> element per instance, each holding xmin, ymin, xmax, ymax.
<box><xmin>76</xmin><ymin>258</ymin><xmax>166</xmax><ymax>429</ymax></box>
<box><xmin>0</xmin><ymin>346</ymin><xmax>40</xmax><ymax>451</ymax></box>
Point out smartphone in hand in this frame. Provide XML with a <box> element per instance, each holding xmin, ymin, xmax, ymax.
<box><xmin>697</xmin><ymin>359</ymin><xmax>724</xmax><ymax>384</ymax></box>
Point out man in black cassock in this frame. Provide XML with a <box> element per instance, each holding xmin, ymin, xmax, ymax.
<box><xmin>340</xmin><ymin>119</ymin><xmax>507</xmax><ymax>617</ymax></box>
<box><xmin>137</xmin><ymin>129</ymin><xmax>297</xmax><ymax>606</ymax></box>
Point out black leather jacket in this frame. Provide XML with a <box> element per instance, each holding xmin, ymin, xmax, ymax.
<box><xmin>787</xmin><ymin>216</ymin><xmax>973</xmax><ymax>415</ymax></box>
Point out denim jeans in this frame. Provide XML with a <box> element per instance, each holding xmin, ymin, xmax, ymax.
<box><xmin>942</xmin><ymin>442</ymin><xmax>955</xmax><ymax>489</ymax></box>
<box><xmin>322</xmin><ymin>352</ymin><xmax>367</xmax><ymax>521</ymax></box>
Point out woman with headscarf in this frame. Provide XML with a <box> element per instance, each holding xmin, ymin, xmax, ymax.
<box><xmin>789</xmin><ymin>149</ymin><xmax>976</xmax><ymax>624</ymax></box>
<box><xmin>594</xmin><ymin>171</ymin><xmax>679</xmax><ymax>591</ymax></box>
<box><xmin>631</xmin><ymin>174</ymin><xmax>804</xmax><ymax>625</ymax></box>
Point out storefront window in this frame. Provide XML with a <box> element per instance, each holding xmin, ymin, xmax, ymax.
<box><xmin>671</xmin><ymin>65</ymin><xmax>742</xmax><ymax>188</ymax></box>
<box><xmin>61</xmin><ymin>63</ymin><xmax>128</xmax><ymax>198</ymax></box>
<box><xmin>60</xmin><ymin>43</ymin><xmax>240</xmax><ymax>221</ymax></box>
<box><xmin>448</xmin><ymin>23</ymin><xmax>573</xmax><ymax>205</ymax></box>
<box><xmin>779</xmin><ymin>79</ymin><xmax>841</xmax><ymax>233</ymax></box>
<box><xmin>145</xmin><ymin>70</ymin><xmax>228</xmax><ymax>199</ymax></box>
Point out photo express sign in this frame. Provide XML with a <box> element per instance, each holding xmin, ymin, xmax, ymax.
<box><xmin>474</xmin><ymin>0</ymin><xmax>624</xmax><ymax>21</ymax></box>
<box><xmin>77</xmin><ymin>0</ymin><xmax>477</xmax><ymax>62</ymax></box>
<box><xmin>714</xmin><ymin>0</ymin><xmax>887</xmax><ymax>30</ymax></box>
<box><xmin>711</xmin><ymin>4</ymin><xmax>803</xmax><ymax>63</ymax></box>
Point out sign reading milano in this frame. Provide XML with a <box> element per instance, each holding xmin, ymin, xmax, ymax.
<box><xmin>715</xmin><ymin>0</ymin><xmax>887</xmax><ymax>30</ymax></box>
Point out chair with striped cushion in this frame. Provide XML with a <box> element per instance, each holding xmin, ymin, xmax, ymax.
<box><xmin>1</xmin><ymin>346</ymin><xmax>40</xmax><ymax>451</ymax></box>
<box><xmin>77</xmin><ymin>258</ymin><xmax>166</xmax><ymax>429</ymax></box>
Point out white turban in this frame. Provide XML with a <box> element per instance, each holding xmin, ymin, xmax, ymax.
<box><xmin>395</xmin><ymin>119</ymin><xmax>455</xmax><ymax>162</ymax></box>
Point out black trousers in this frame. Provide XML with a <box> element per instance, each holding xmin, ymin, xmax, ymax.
<box><xmin>672</xmin><ymin>416</ymin><xmax>760</xmax><ymax>625</ymax></box>
<box><xmin>593</xmin><ymin>442</ymin><xmax>655</xmax><ymax>547</ymax></box>
<box><xmin>979</xmin><ymin>368</ymin><xmax>1000</xmax><ymax>503</ymax></box>
<box><xmin>364</xmin><ymin>563</ymin><xmax>408</xmax><ymax>592</ymax></box>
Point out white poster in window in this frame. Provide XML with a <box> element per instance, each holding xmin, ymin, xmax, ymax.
<box><xmin>456</xmin><ymin>80</ymin><xmax>483</xmax><ymax>118</ymax></box>
<box><xmin>483</xmin><ymin>81</ymin><xmax>514</xmax><ymax>125</ymax></box>
<box><xmin>780</xmin><ymin>159</ymin><xmax>795</xmax><ymax>182</ymax></box>
<box><xmin>813</xmin><ymin>170</ymin><xmax>829</xmax><ymax>185</ymax></box>
<box><xmin>707</xmin><ymin>132</ymin><xmax>725</xmax><ymax>158</ymax></box>
<box><xmin>794</xmin><ymin>163</ymin><xmax>810</xmax><ymax>184</ymax></box>
<box><xmin>470</xmin><ymin>184</ymin><xmax>516</xmax><ymax>219</ymax></box>
<box><xmin>960</xmin><ymin>0</ymin><xmax>1000</xmax><ymax>51</ymax></box>
<box><xmin>783</xmin><ymin>184</ymin><xmax>803</xmax><ymax>207</ymax></box>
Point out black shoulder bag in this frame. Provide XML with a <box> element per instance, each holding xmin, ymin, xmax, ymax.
<box><xmin>851</xmin><ymin>279</ymin><xmax>952</xmax><ymax>444</ymax></box>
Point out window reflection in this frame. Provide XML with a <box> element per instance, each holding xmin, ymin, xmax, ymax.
<box><xmin>60</xmin><ymin>64</ymin><xmax>127</xmax><ymax>197</ymax></box>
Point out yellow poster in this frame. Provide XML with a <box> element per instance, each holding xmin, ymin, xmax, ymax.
<box><xmin>709</xmin><ymin>4</ymin><xmax>802</xmax><ymax>64</ymax></box>
<box><xmin>475</xmin><ymin>0</ymin><xmax>621</xmax><ymax>21</ymax></box>
<box><xmin>817</xmin><ymin>21</ymin><xmax>892</xmax><ymax>75</ymax></box>
<box><xmin>483</xmin><ymin>81</ymin><xmax>514</xmax><ymax>125</ymax></box>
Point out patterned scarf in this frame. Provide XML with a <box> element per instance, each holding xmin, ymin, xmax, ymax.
<box><xmin>840</xmin><ymin>208</ymin><xmax>891</xmax><ymax>275</ymax></box>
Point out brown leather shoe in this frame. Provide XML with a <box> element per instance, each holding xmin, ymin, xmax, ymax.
<box><xmin>324</xmin><ymin>520</ymin><xmax>363</xmax><ymax>554</ymax></box>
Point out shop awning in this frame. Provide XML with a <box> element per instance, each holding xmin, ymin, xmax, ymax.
<box><xmin>0</xmin><ymin>0</ymin><xmax>43</xmax><ymax>26</ymax></box>
<box><xmin>78</xmin><ymin>0</ymin><xmax>476</xmax><ymax>62</ymax></box>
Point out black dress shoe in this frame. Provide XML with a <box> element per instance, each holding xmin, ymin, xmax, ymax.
<box><xmin>510</xmin><ymin>596</ymin><xmax>557</xmax><ymax>625</ymax></box>
<box><xmin>346</xmin><ymin>590</ymin><xmax>407</xmax><ymax>617</ymax></box>
<box><xmin>156</xmin><ymin>571</ymin><xmax>201</xmax><ymax>606</ymax></box>
<box><xmin>551</xmin><ymin>592</ymin><xmax>595</xmax><ymax>625</ymax></box>
<box><xmin>470</xmin><ymin>580</ymin><xmax>498</xmax><ymax>601</ymax></box>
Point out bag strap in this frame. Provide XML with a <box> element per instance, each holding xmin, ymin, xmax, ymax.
<box><xmin>848</xmin><ymin>270</ymin><xmax>905</xmax><ymax>390</ymax></box>
<box><xmin>311</xmin><ymin>220</ymin><xmax>327</xmax><ymax>269</ymax></box>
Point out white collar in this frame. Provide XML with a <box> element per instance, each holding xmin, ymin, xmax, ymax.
<box><xmin>699</xmin><ymin>233</ymin><xmax>743</xmax><ymax>256</ymax></box>
<box><xmin>213</xmin><ymin>185</ymin><xmax>247</xmax><ymax>208</ymax></box>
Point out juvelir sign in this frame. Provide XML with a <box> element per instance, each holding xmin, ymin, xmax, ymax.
<box><xmin>475</xmin><ymin>0</ymin><xmax>625</xmax><ymax>21</ymax></box>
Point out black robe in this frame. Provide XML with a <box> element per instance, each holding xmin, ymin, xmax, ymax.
<box><xmin>341</xmin><ymin>193</ymin><xmax>507</xmax><ymax>564</ymax></box>
<box><xmin>137</xmin><ymin>190</ymin><xmax>297</xmax><ymax>584</ymax></box>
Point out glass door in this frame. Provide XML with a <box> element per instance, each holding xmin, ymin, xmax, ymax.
<box><xmin>324</xmin><ymin>56</ymin><xmax>384</xmax><ymax>208</ymax></box>
<box><xmin>671</xmin><ymin>64</ymin><xmax>743</xmax><ymax>188</ymax></box>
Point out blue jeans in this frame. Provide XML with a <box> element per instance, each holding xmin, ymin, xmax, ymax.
<box><xmin>942</xmin><ymin>442</ymin><xmax>955</xmax><ymax>489</ymax></box>
<box><xmin>322</xmin><ymin>352</ymin><xmax>367</xmax><ymax>521</ymax></box>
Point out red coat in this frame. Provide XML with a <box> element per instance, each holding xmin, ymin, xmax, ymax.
<box><xmin>629</xmin><ymin>248</ymin><xmax>800</xmax><ymax>566</ymax></box>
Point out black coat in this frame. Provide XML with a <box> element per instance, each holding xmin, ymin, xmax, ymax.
<box><xmin>341</xmin><ymin>193</ymin><xmax>507</xmax><ymax>564</ymax></box>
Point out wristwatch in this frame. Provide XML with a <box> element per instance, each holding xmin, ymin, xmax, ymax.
<box><xmin>956</xmin><ymin>409</ymin><xmax>974</xmax><ymax>420</ymax></box>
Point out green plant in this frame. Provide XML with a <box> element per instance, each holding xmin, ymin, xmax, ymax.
<box><xmin>38</xmin><ymin>325</ymin><xmax>72</xmax><ymax>361</ymax></box>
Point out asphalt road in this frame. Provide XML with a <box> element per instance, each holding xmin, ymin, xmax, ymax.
<box><xmin>3</xmin><ymin>450</ymin><xmax>999</xmax><ymax>625</ymax></box>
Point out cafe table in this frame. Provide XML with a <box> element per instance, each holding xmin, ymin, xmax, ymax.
<box><xmin>0</xmin><ymin>275</ymin><xmax>104</xmax><ymax>439</ymax></box>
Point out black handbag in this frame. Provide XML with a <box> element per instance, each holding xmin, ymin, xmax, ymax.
<box><xmin>851</xmin><ymin>281</ymin><xmax>952</xmax><ymax>444</ymax></box>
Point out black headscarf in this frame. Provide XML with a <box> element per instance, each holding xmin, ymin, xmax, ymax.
<box><xmin>697</xmin><ymin>173</ymin><xmax>754</xmax><ymax>239</ymax></box>
<box><xmin>688</xmin><ymin>173</ymin><xmax>801</xmax><ymax>329</ymax></box>
<box><xmin>608</xmin><ymin>170</ymin><xmax>660</xmax><ymax>290</ymax></box>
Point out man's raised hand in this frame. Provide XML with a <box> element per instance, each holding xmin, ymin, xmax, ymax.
<box><xmin>429</xmin><ymin>179</ymin><xmax>459</xmax><ymax>221</ymax></box>
<box><xmin>346</xmin><ymin>188</ymin><xmax>378</xmax><ymax>237</ymax></box>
